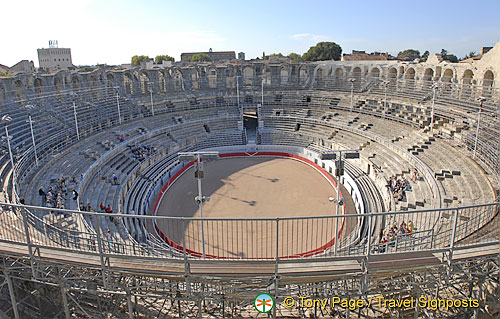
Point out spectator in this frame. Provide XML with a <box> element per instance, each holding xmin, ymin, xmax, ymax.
<box><xmin>106</xmin><ymin>205</ymin><xmax>114</xmax><ymax>222</ymax></box>
<box><xmin>100</xmin><ymin>202</ymin><xmax>105</xmax><ymax>211</ymax></box>
<box><xmin>86</xmin><ymin>203</ymin><xmax>92</xmax><ymax>212</ymax></box>
<box><xmin>112</xmin><ymin>174</ymin><xmax>118</xmax><ymax>185</ymax></box>
<box><xmin>72</xmin><ymin>189</ymin><xmax>79</xmax><ymax>201</ymax></box>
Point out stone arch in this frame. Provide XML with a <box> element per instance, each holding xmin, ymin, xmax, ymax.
<box><xmin>388</xmin><ymin>67</ymin><xmax>398</xmax><ymax>79</ymax></box>
<box><xmin>106</xmin><ymin>73</ymin><xmax>115</xmax><ymax>88</ymax></box>
<box><xmin>370</xmin><ymin>67</ymin><xmax>380</xmax><ymax>79</ymax></box>
<box><xmin>441</xmin><ymin>68</ymin><xmax>454</xmax><ymax>82</ymax></box>
<box><xmin>462</xmin><ymin>69</ymin><xmax>474</xmax><ymax>84</ymax></box>
<box><xmin>208</xmin><ymin>67</ymin><xmax>217</xmax><ymax>89</ymax></box>
<box><xmin>173</xmin><ymin>69</ymin><xmax>184</xmax><ymax>91</ymax></box>
<box><xmin>14</xmin><ymin>80</ymin><xmax>26</xmax><ymax>100</ymax></box>
<box><xmin>72</xmin><ymin>75</ymin><xmax>81</xmax><ymax>91</ymax></box>
<box><xmin>140</xmin><ymin>71</ymin><xmax>150</xmax><ymax>94</ymax></box>
<box><xmin>243</xmin><ymin>66</ymin><xmax>253</xmax><ymax>87</ymax></box>
<box><xmin>334</xmin><ymin>68</ymin><xmax>344</xmax><ymax>82</ymax></box>
<box><xmin>404</xmin><ymin>67</ymin><xmax>416</xmax><ymax>80</ymax></box>
<box><xmin>224</xmin><ymin>67</ymin><xmax>234</xmax><ymax>89</ymax></box>
<box><xmin>399</xmin><ymin>66</ymin><xmax>405</xmax><ymax>78</ymax></box>
<box><xmin>299</xmin><ymin>66</ymin><xmax>308</xmax><ymax>85</ymax></box>
<box><xmin>483</xmin><ymin>70</ymin><xmax>494</xmax><ymax>88</ymax></box>
<box><xmin>423</xmin><ymin>68</ymin><xmax>434</xmax><ymax>81</ymax></box>
<box><xmin>280</xmin><ymin>67</ymin><xmax>289</xmax><ymax>85</ymax></box>
<box><xmin>0</xmin><ymin>83</ymin><xmax>5</xmax><ymax>102</ymax></box>
<box><xmin>124</xmin><ymin>72</ymin><xmax>134</xmax><ymax>95</ymax></box>
<box><xmin>54</xmin><ymin>77</ymin><xmax>63</xmax><ymax>92</ymax></box>
<box><xmin>191</xmin><ymin>68</ymin><xmax>199</xmax><ymax>90</ymax></box>
<box><xmin>482</xmin><ymin>70</ymin><xmax>494</xmax><ymax>96</ymax></box>
<box><xmin>34</xmin><ymin>78</ymin><xmax>43</xmax><ymax>97</ymax></box>
<box><xmin>90</xmin><ymin>75</ymin><xmax>99</xmax><ymax>98</ymax></box>
<box><xmin>158</xmin><ymin>71</ymin><xmax>167</xmax><ymax>92</ymax></box>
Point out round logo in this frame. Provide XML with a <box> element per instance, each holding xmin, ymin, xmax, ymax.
<box><xmin>254</xmin><ymin>293</ymin><xmax>275</xmax><ymax>313</ymax></box>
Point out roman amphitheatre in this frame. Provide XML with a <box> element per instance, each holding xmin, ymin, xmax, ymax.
<box><xmin>0</xmin><ymin>43</ymin><xmax>498</xmax><ymax>318</ymax></box>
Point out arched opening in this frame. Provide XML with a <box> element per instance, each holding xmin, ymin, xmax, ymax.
<box><xmin>404</xmin><ymin>68</ymin><xmax>416</xmax><ymax>80</ymax></box>
<box><xmin>280</xmin><ymin>67</ymin><xmax>289</xmax><ymax>85</ymax></box>
<box><xmin>225</xmin><ymin>67</ymin><xmax>234</xmax><ymax>89</ymax></box>
<box><xmin>191</xmin><ymin>69</ymin><xmax>199</xmax><ymax>90</ymax></box>
<box><xmin>90</xmin><ymin>75</ymin><xmax>99</xmax><ymax>99</ymax></box>
<box><xmin>243</xmin><ymin>67</ymin><xmax>253</xmax><ymax>87</ymax></box>
<box><xmin>54</xmin><ymin>77</ymin><xmax>63</xmax><ymax>92</ymax></box>
<box><xmin>140</xmin><ymin>72</ymin><xmax>150</xmax><ymax>94</ymax></box>
<box><xmin>462</xmin><ymin>69</ymin><xmax>474</xmax><ymax>98</ymax></box>
<box><xmin>315</xmin><ymin>67</ymin><xmax>326</xmax><ymax>87</ymax></box>
<box><xmin>173</xmin><ymin>70</ymin><xmax>184</xmax><ymax>91</ymax></box>
<box><xmin>441</xmin><ymin>69</ymin><xmax>453</xmax><ymax>83</ymax></box>
<box><xmin>14</xmin><ymin>80</ymin><xmax>26</xmax><ymax>100</ymax></box>
<box><xmin>388</xmin><ymin>67</ymin><xmax>397</xmax><ymax>80</ymax></box>
<box><xmin>334</xmin><ymin>68</ymin><xmax>344</xmax><ymax>83</ymax></box>
<box><xmin>370</xmin><ymin>67</ymin><xmax>380</xmax><ymax>79</ymax></box>
<box><xmin>299</xmin><ymin>66</ymin><xmax>308</xmax><ymax>85</ymax></box>
<box><xmin>124</xmin><ymin>73</ymin><xmax>134</xmax><ymax>95</ymax></box>
<box><xmin>107</xmin><ymin>73</ymin><xmax>115</xmax><ymax>88</ymax></box>
<box><xmin>158</xmin><ymin>71</ymin><xmax>167</xmax><ymax>93</ymax></box>
<box><xmin>208</xmin><ymin>68</ymin><xmax>217</xmax><ymax>89</ymax></box>
<box><xmin>423</xmin><ymin>68</ymin><xmax>434</xmax><ymax>82</ymax></box>
<box><xmin>0</xmin><ymin>84</ymin><xmax>5</xmax><ymax>102</ymax></box>
<box><xmin>483</xmin><ymin>70</ymin><xmax>494</xmax><ymax>96</ymax></box>
<box><xmin>34</xmin><ymin>78</ymin><xmax>43</xmax><ymax>97</ymax></box>
<box><xmin>72</xmin><ymin>76</ymin><xmax>81</xmax><ymax>92</ymax></box>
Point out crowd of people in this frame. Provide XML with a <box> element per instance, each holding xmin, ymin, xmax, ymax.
<box><xmin>38</xmin><ymin>177</ymin><xmax>71</xmax><ymax>209</ymax></box>
<box><xmin>128</xmin><ymin>144</ymin><xmax>157</xmax><ymax>161</ymax></box>
<box><xmin>387</xmin><ymin>174</ymin><xmax>410</xmax><ymax>204</ymax></box>
<box><xmin>379</xmin><ymin>220</ymin><xmax>415</xmax><ymax>252</ymax></box>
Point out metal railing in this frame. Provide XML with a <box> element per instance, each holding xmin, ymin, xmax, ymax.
<box><xmin>0</xmin><ymin>202</ymin><xmax>497</xmax><ymax>264</ymax></box>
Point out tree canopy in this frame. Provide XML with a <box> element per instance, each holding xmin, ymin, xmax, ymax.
<box><xmin>288</xmin><ymin>53</ymin><xmax>303</xmax><ymax>63</ymax></box>
<box><xmin>440</xmin><ymin>49</ymin><xmax>458</xmax><ymax>63</ymax></box>
<box><xmin>303</xmin><ymin>42</ymin><xmax>342</xmax><ymax>61</ymax></box>
<box><xmin>155</xmin><ymin>55</ymin><xmax>175</xmax><ymax>64</ymax></box>
<box><xmin>397</xmin><ymin>49</ymin><xmax>420</xmax><ymax>61</ymax></box>
<box><xmin>421</xmin><ymin>51</ymin><xmax>430</xmax><ymax>62</ymax></box>
<box><xmin>188</xmin><ymin>53</ymin><xmax>212</xmax><ymax>62</ymax></box>
<box><xmin>131</xmin><ymin>55</ymin><xmax>150</xmax><ymax>66</ymax></box>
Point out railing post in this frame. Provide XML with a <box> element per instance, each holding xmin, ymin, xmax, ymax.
<box><xmin>20</xmin><ymin>207</ymin><xmax>36</xmax><ymax>278</ymax></box>
<box><xmin>448</xmin><ymin>209</ymin><xmax>459</xmax><ymax>267</ymax></box>
<box><xmin>3</xmin><ymin>270</ymin><xmax>20</xmax><ymax>319</ymax></box>
<box><xmin>366</xmin><ymin>214</ymin><xmax>372</xmax><ymax>257</ymax></box>
<box><xmin>274</xmin><ymin>217</ymin><xmax>279</xmax><ymax>319</ymax></box>
<box><xmin>92</xmin><ymin>214</ymin><xmax>108</xmax><ymax>289</ymax></box>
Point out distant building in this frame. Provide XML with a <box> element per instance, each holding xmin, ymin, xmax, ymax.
<box><xmin>238</xmin><ymin>52</ymin><xmax>245</xmax><ymax>60</ymax></box>
<box><xmin>181</xmin><ymin>48</ymin><xmax>236</xmax><ymax>62</ymax></box>
<box><xmin>342</xmin><ymin>50</ymin><xmax>389</xmax><ymax>61</ymax></box>
<box><xmin>38</xmin><ymin>44</ymin><xmax>73</xmax><ymax>71</ymax></box>
<box><xmin>145</xmin><ymin>60</ymin><xmax>173</xmax><ymax>69</ymax></box>
<box><xmin>0</xmin><ymin>60</ymin><xmax>35</xmax><ymax>75</ymax></box>
<box><xmin>9</xmin><ymin>60</ymin><xmax>35</xmax><ymax>75</ymax></box>
<box><xmin>0</xmin><ymin>64</ymin><xmax>9</xmax><ymax>74</ymax></box>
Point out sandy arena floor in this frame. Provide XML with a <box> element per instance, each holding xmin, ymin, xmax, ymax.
<box><xmin>153</xmin><ymin>157</ymin><xmax>355</xmax><ymax>258</ymax></box>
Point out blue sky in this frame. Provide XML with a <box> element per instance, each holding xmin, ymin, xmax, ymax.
<box><xmin>2</xmin><ymin>0</ymin><xmax>500</xmax><ymax>67</ymax></box>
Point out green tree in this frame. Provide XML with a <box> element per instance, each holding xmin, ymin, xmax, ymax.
<box><xmin>397</xmin><ymin>49</ymin><xmax>420</xmax><ymax>61</ymax></box>
<box><xmin>288</xmin><ymin>53</ymin><xmax>303</xmax><ymax>63</ymax></box>
<box><xmin>302</xmin><ymin>42</ymin><xmax>342</xmax><ymax>61</ymax></box>
<box><xmin>131</xmin><ymin>55</ymin><xmax>149</xmax><ymax>66</ymax></box>
<box><xmin>421</xmin><ymin>50</ymin><xmax>430</xmax><ymax>62</ymax></box>
<box><xmin>263</xmin><ymin>53</ymin><xmax>283</xmax><ymax>60</ymax></box>
<box><xmin>155</xmin><ymin>55</ymin><xmax>175</xmax><ymax>64</ymax></box>
<box><xmin>188</xmin><ymin>53</ymin><xmax>212</xmax><ymax>62</ymax></box>
<box><xmin>461</xmin><ymin>51</ymin><xmax>477</xmax><ymax>60</ymax></box>
<box><xmin>440</xmin><ymin>49</ymin><xmax>458</xmax><ymax>63</ymax></box>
